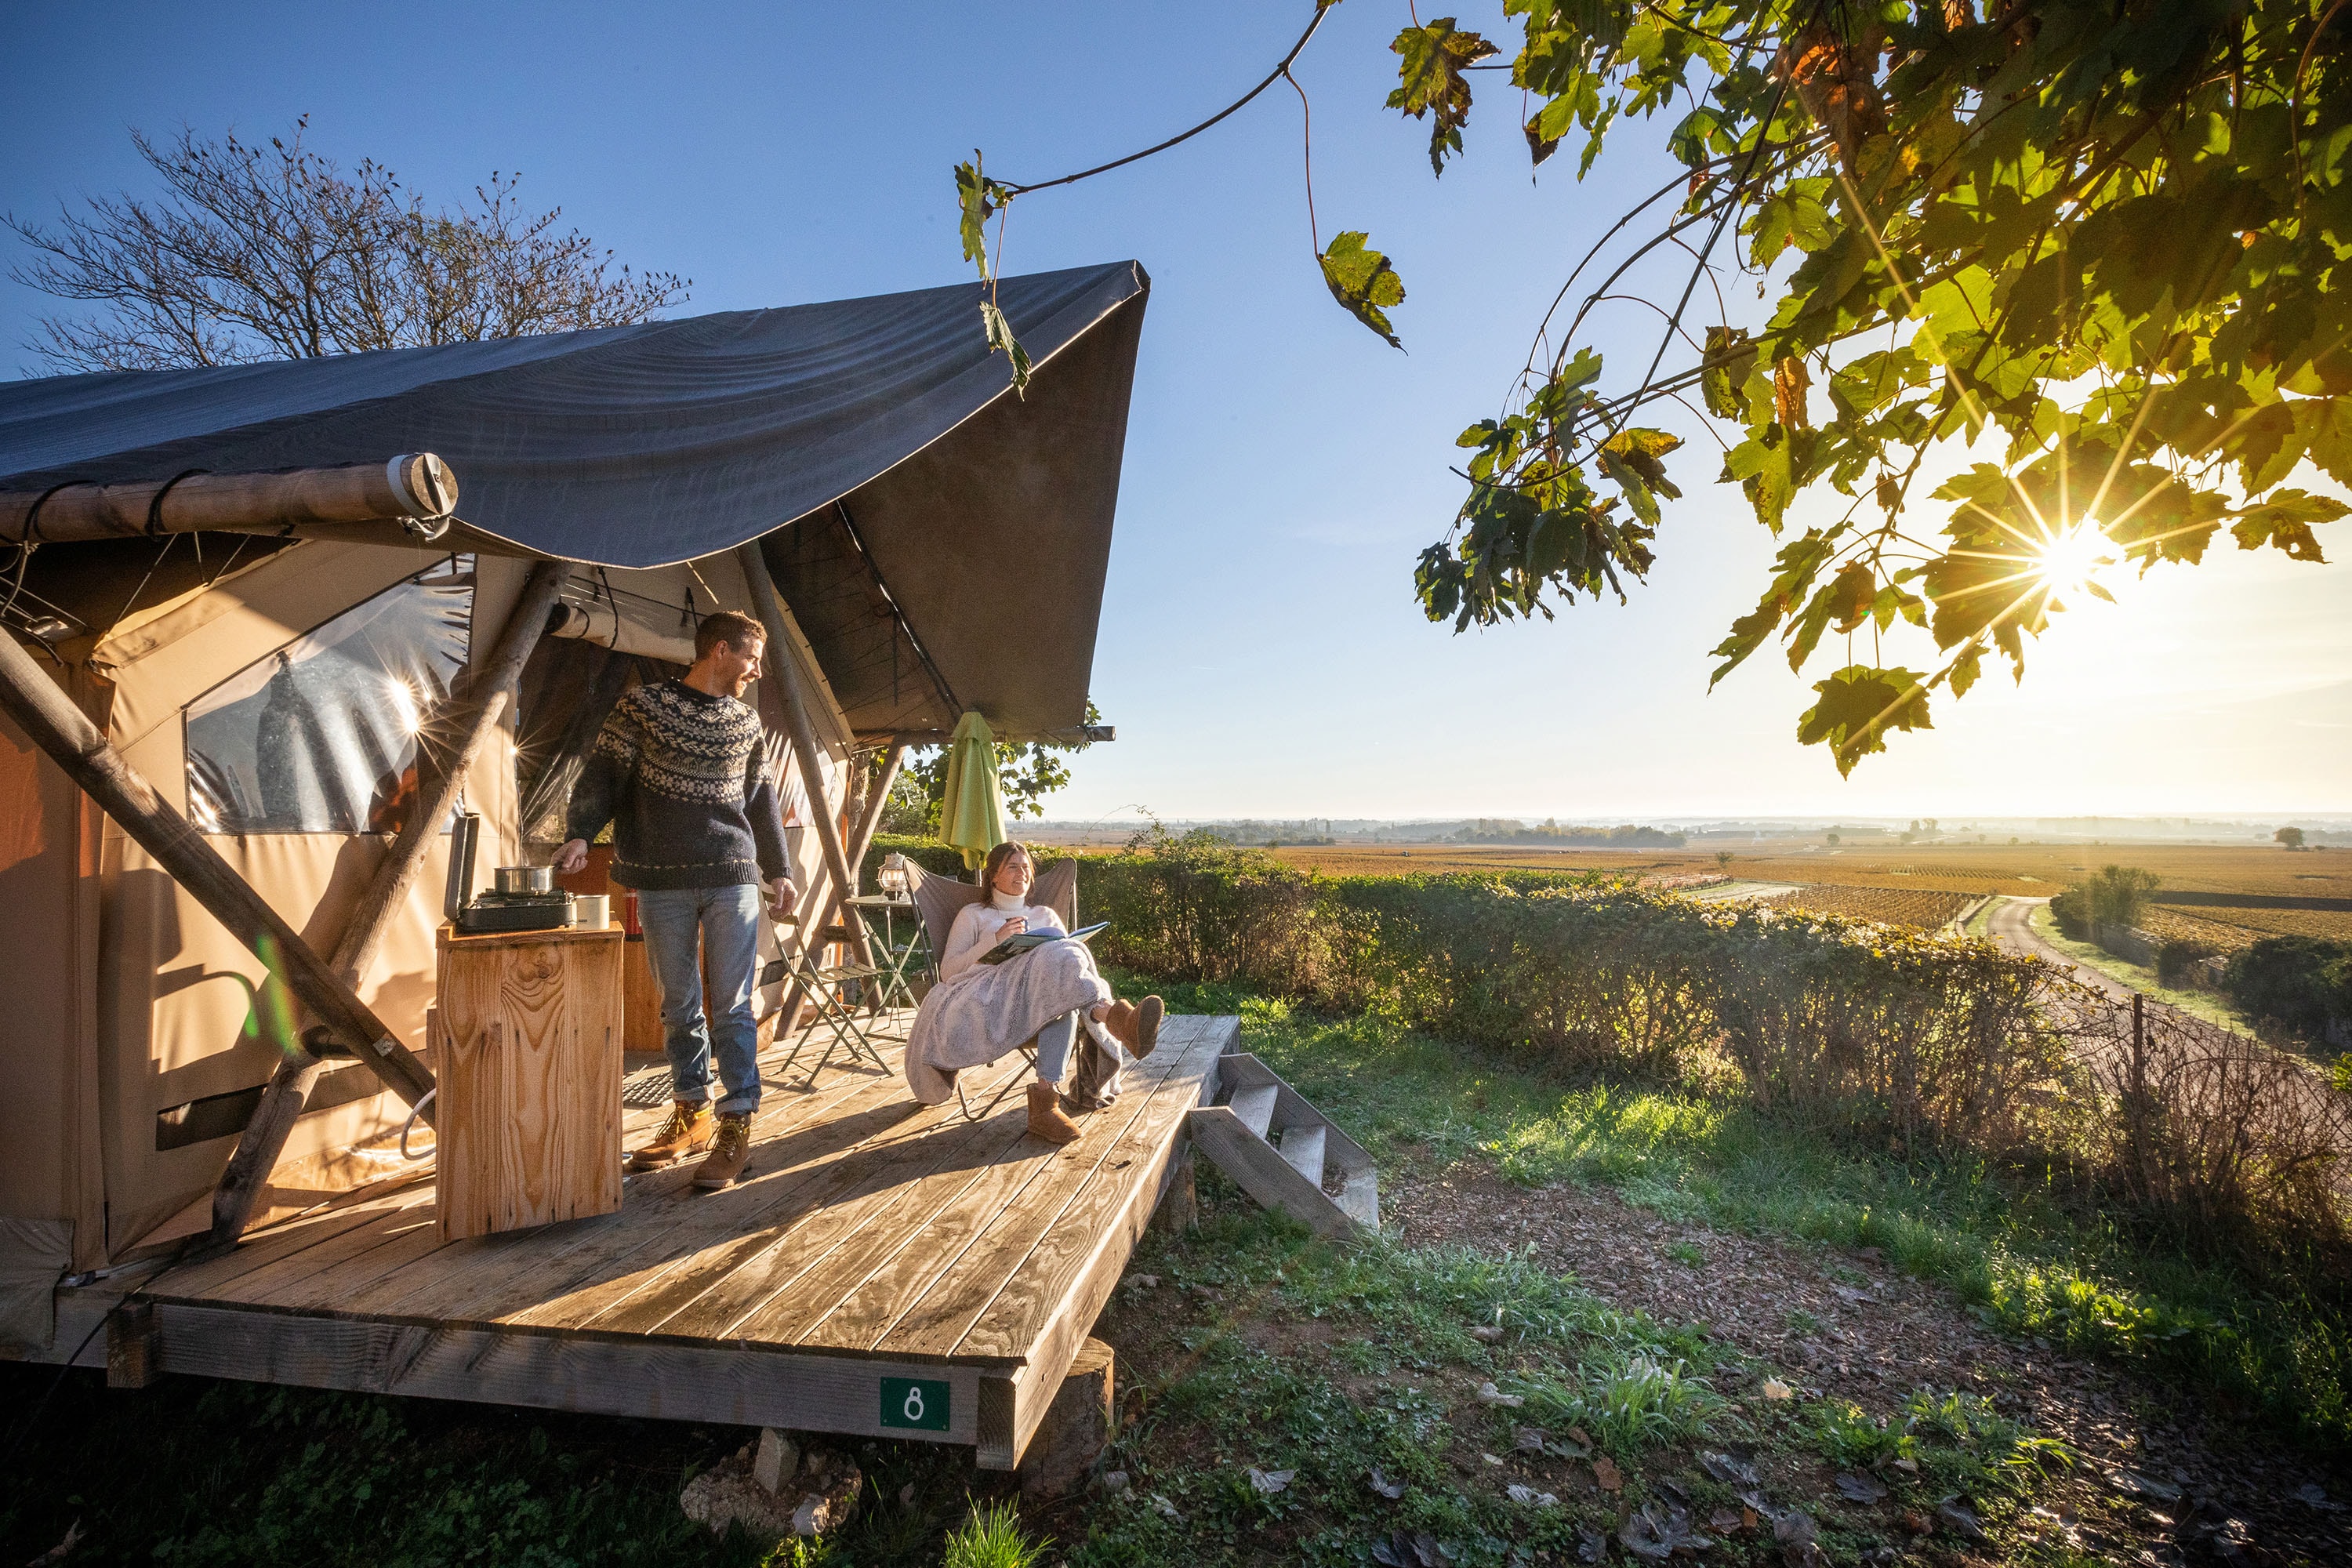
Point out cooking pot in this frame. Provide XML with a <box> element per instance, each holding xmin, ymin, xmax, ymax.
<box><xmin>494</xmin><ymin>865</ymin><xmax>555</xmax><ymax>895</ymax></box>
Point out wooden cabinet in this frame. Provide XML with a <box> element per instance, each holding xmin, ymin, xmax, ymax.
<box><xmin>434</xmin><ymin>923</ymin><xmax>624</xmax><ymax>1242</ymax></box>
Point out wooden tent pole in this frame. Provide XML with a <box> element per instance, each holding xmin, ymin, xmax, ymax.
<box><xmin>202</xmin><ymin>560</ymin><xmax>571</xmax><ymax>1251</ymax></box>
<box><xmin>735</xmin><ymin>545</ymin><xmax>874</xmax><ymax>972</ymax></box>
<box><xmin>0</xmin><ymin>456</ymin><xmax>456</xmax><ymax>543</ymax></box>
<box><xmin>848</xmin><ymin>741</ymin><xmax>907</xmax><ymax>874</ymax></box>
<box><xmin>840</xmin><ymin>741</ymin><xmax>908</xmax><ymax>1016</ymax></box>
<box><xmin>0</xmin><ymin>631</ymin><xmax>434</xmax><ymax>1106</ymax></box>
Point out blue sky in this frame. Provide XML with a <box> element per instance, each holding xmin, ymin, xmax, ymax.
<box><xmin>5</xmin><ymin>1</ymin><xmax>2346</xmax><ymax>822</ymax></box>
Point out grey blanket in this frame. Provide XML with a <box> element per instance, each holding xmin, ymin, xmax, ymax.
<box><xmin>905</xmin><ymin>937</ymin><xmax>1111</xmax><ymax>1105</ymax></box>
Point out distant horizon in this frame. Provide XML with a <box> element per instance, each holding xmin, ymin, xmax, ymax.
<box><xmin>1022</xmin><ymin>811</ymin><xmax>2352</xmax><ymax>833</ymax></box>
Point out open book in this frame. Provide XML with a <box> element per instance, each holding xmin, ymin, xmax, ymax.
<box><xmin>978</xmin><ymin>920</ymin><xmax>1110</xmax><ymax>966</ymax></box>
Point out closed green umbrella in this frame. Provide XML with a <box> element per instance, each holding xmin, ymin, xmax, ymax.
<box><xmin>938</xmin><ymin>710</ymin><xmax>1006</xmax><ymax>873</ymax></box>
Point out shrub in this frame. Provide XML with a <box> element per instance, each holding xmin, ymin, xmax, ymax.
<box><xmin>1086</xmin><ymin>826</ymin><xmax>2079</xmax><ymax>1154</ymax></box>
<box><xmin>2156</xmin><ymin>935</ymin><xmax>2220</xmax><ymax>988</ymax></box>
<box><xmin>2049</xmin><ymin>887</ymin><xmax>2091</xmax><ymax>941</ymax></box>
<box><xmin>1080</xmin><ymin>829</ymin><xmax>2351</xmax><ymax>1289</ymax></box>
<box><xmin>2090</xmin><ymin>994</ymin><xmax>2351</xmax><ymax>1273</ymax></box>
<box><xmin>864</xmin><ymin>833</ymin><xmax>969</xmax><ymax>884</ymax></box>
<box><xmin>2083</xmin><ymin>865</ymin><xmax>2162</xmax><ymax>928</ymax></box>
<box><xmin>2224</xmin><ymin>936</ymin><xmax>2352</xmax><ymax>1038</ymax></box>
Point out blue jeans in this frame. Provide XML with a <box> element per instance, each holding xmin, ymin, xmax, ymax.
<box><xmin>637</xmin><ymin>884</ymin><xmax>764</xmax><ymax>1116</ymax></box>
<box><xmin>1036</xmin><ymin>1011</ymin><xmax>1079</xmax><ymax>1083</ymax></box>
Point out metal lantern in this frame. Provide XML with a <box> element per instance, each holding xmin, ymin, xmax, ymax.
<box><xmin>879</xmin><ymin>851</ymin><xmax>909</xmax><ymax>897</ymax></box>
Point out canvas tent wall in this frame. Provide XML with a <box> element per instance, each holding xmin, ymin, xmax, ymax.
<box><xmin>0</xmin><ymin>261</ymin><xmax>1148</xmax><ymax>1323</ymax></box>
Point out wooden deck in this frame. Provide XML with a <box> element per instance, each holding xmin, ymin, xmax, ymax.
<box><xmin>47</xmin><ymin>1011</ymin><xmax>1234</xmax><ymax>1469</ymax></box>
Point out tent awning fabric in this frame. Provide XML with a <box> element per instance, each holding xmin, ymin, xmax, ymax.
<box><xmin>0</xmin><ymin>261</ymin><xmax>1150</xmax><ymax>740</ymax></box>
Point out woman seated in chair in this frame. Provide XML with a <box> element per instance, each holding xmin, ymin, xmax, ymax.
<box><xmin>905</xmin><ymin>841</ymin><xmax>1162</xmax><ymax>1144</ymax></box>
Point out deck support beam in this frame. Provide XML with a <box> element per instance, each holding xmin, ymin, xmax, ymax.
<box><xmin>200</xmin><ymin>560</ymin><xmax>571</xmax><ymax>1254</ymax></box>
<box><xmin>1019</xmin><ymin>1338</ymin><xmax>1114</xmax><ymax>1503</ymax></box>
<box><xmin>0</xmin><ymin>628</ymin><xmax>432</xmax><ymax>1112</ymax></box>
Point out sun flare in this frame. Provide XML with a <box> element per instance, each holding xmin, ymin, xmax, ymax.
<box><xmin>2031</xmin><ymin>523</ymin><xmax>2113</xmax><ymax>597</ymax></box>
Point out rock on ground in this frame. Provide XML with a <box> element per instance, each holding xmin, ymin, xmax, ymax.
<box><xmin>681</xmin><ymin>1441</ymin><xmax>862</xmax><ymax>1541</ymax></box>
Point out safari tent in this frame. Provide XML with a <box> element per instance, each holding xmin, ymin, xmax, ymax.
<box><xmin>0</xmin><ymin>260</ymin><xmax>1149</xmax><ymax>1321</ymax></box>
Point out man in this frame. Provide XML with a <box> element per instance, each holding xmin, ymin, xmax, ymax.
<box><xmin>556</xmin><ymin>610</ymin><xmax>795</xmax><ymax>1191</ymax></box>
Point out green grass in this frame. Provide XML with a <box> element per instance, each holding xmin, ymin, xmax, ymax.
<box><xmin>1965</xmin><ymin>895</ymin><xmax>2000</xmax><ymax>938</ymax></box>
<box><xmin>941</xmin><ymin>1501</ymin><xmax>1050</xmax><ymax>1568</ymax></box>
<box><xmin>0</xmin><ymin>1370</ymin><xmax>1000</xmax><ymax>1567</ymax></box>
<box><xmin>1073</xmin><ymin>1170</ymin><xmax>2082</xmax><ymax>1566</ymax></box>
<box><xmin>1074</xmin><ymin>1203</ymin><xmax>1728</xmax><ymax>1567</ymax></box>
<box><xmin>1106</xmin><ymin>971</ymin><xmax>2352</xmax><ymax>1456</ymax></box>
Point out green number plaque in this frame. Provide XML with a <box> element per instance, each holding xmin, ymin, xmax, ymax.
<box><xmin>880</xmin><ymin>1376</ymin><xmax>950</xmax><ymax>1432</ymax></box>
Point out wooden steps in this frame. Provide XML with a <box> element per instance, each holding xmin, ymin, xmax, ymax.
<box><xmin>1186</xmin><ymin>1053</ymin><xmax>1377</xmax><ymax>1238</ymax></box>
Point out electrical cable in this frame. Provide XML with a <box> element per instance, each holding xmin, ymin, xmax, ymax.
<box><xmin>0</xmin><ymin>1247</ymin><xmax>194</xmax><ymax>1472</ymax></box>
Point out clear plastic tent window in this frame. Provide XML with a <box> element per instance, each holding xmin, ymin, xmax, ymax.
<box><xmin>184</xmin><ymin>557</ymin><xmax>475</xmax><ymax>835</ymax></box>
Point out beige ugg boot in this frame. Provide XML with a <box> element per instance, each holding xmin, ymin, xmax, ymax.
<box><xmin>1026</xmin><ymin>1081</ymin><xmax>1083</xmax><ymax>1145</ymax></box>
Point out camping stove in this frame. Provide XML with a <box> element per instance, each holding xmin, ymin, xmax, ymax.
<box><xmin>444</xmin><ymin>812</ymin><xmax>575</xmax><ymax>935</ymax></box>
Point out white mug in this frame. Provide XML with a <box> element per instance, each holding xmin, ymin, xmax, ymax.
<box><xmin>573</xmin><ymin>894</ymin><xmax>611</xmax><ymax>929</ymax></box>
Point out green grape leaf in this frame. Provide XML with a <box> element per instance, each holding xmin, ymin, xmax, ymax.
<box><xmin>1388</xmin><ymin>19</ymin><xmax>1500</xmax><ymax>176</ymax></box>
<box><xmin>979</xmin><ymin>298</ymin><xmax>1032</xmax><ymax>396</ymax></box>
<box><xmin>2230</xmin><ymin>489</ymin><xmax>2342</xmax><ymax>561</ymax></box>
<box><xmin>1796</xmin><ymin>666</ymin><xmax>1933</xmax><ymax>778</ymax></box>
<box><xmin>1319</xmin><ymin>231</ymin><xmax>1407</xmax><ymax>349</ymax></box>
<box><xmin>1700</xmin><ymin>327</ymin><xmax>1758</xmax><ymax>419</ymax></box>
<box><xmin>953</xmin><ymin>153</ymin><xmax>1010</xmax><ymax>279</ymax></box>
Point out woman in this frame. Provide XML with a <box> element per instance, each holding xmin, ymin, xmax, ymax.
<box><xmin>906</xmin><ymin>841</ymin><xmax>1163</xmax><ymax>1144</ymax></box>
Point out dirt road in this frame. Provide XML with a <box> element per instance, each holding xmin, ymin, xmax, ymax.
<box><xmin>1987</xmin><ymin>895</ymin><xmax>2135</xmax><ymax>1000</ymax></box>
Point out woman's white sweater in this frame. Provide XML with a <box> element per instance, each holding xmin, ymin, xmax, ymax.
<box><xmin>938</xmin><ymin>896</ymin><xmax>1067</xmax><ymax>982</ymax></box>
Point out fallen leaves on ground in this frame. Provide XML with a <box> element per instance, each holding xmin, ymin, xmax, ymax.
<box><xmin>1370</xmin><ymin>1529</ymin><xmax>1446</xmax><ymax>1568</ymax></box>
<box><xmin>1936</xmin><ymin>1495</ymin><xmax>1990</xmax><ymax>1544</ymax></box>
<box><xmin>1246</xmin><ymin>1467</ymin><xmax>1294</xmax><ymax>1496</ymax></box>
<box><xmin>1621</xmin><ymin>1503</ymin><xmax>1715</xmax><ymax>1562</ymax></box>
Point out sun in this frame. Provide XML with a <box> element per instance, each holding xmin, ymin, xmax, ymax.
<box><xmin>2030</xmin><ymin>522</ymin><xmax>2112</xmax><ymax>597</ymax></box>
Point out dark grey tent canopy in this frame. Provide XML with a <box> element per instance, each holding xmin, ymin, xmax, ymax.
<box><xmin>0</xmin><ymin>260</ymin><xmax>1149</xmax><ymax>740</ymax></box>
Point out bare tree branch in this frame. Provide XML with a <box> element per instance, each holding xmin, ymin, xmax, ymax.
<box><xmin>5</xmin><ymin>117</ymin><xmax>689</xmax><ymax>373</ymax></box>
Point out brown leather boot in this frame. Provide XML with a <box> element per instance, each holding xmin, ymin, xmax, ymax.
<box><xmin>1102</xmin><ymin>996</ymin><xmax>1163</xmax><ymax>1058</ymax></box>
<box><xmin>627</xmin><ymin>1101</ymin><xmax>713</xmax><ymax>1171</ymax></box>
<box><xmin>1026</xmin><ymin>1081</ymin><xmax>1082</xmax><ymax>1145</ymax></box>
<box><xmin>691</xmin><ymin>1112</ymin><xmax>755</xmax><ymax>1189</ymax></box>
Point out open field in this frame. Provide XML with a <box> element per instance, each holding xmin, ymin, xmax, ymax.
<box><xmin>1269</xmin><ymin>837</ymin><xmax>2351</xmax><ymax>895</ymax></box>
<box><xmin>1761</xmin><ymin>884</ymin><xmax>1975</xmax><ymax>930</ymax></box>
<box><xmin>1261</xmin><ymin>840</ymin><xmax>2352</xmax><ymax>946</ymax></box>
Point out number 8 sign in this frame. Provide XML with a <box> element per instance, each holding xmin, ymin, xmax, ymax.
<box><xmin>879</xmin><ymin>1375</ymin><xmax>950</xmax><ymax>1432</ymax></box>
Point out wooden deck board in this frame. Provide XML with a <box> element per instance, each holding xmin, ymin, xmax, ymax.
<box><xmin>353</xmin><ymin>1052</ymin><xmax>906</xmax><ymax>1327</ymax></box>
<box><xmin>642</xmin><ymin>1096</ymin><xmax>1038</xmax><ymax>1343</ymax></box>
<box><xmin>503</xmin><ymin>1065</ymin><xmax>978</xmax><ymax>1332</ymax></box>
<box><xmin>92</xmin><ymin>1007</ymin><xmax>1236</xmax><ymax>1466</ymax></box>
<box><xmin>872</xmin><ymin>1017</ymin><xmax>1226</xmax><ymax>1360</ymax></box>
<box><xmin>752</xmin><ymin>1026</ymin><xmax>1207</xmax><ymax>1352</ymax></box>
<box><xmin>944</xmin><ymin>1018</ymin><xmax>1230</xmax><ymax>1361</ymax></box>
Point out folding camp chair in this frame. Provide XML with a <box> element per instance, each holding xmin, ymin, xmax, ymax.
<box><xmin>768</xmin><ymin>910</ymin><xmax>890</xmax><ymax>1087</ymax></box>
<box><xmin>904</xmin><ymin>858</ymin><xmax>1086</xmax><ymax>1122</ymax></box>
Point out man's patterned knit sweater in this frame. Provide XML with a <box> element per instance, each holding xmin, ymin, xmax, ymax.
<box><xmin>565</xmin><ymin>679</ymin><xmax>791</xmax><ymax>891</ymax></box>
